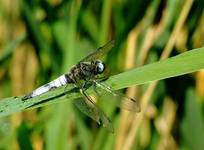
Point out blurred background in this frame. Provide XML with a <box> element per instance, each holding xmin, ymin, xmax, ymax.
<box><xmin>0</xmin><ymin>0</ymin><xmax>204</xmax><ymax>149</ymax></box>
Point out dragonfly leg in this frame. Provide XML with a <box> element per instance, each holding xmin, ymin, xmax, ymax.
<box><xmin>81</xmin><ymin>80</ymin><xmax>101</xmax><ymax>97</ymax></box>
<box><xmin>92</xmin><ymin>82</ymin><xmax>101</xmax><ymax>96</ymax></box>
<box><xmin>79</xmin><ymin>88</ymin><xmax>96</xmax><ymax>105</ymax></box>
<box><xmin>81</xmin><ymin>80</ymin><xmax>91</xmax><ymax>91</ymax></box>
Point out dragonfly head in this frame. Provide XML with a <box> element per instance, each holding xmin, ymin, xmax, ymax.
<box><xmin>93</xmin><ymin>60</ymin><xmax>105</xmax><ymax>74</ymax></box>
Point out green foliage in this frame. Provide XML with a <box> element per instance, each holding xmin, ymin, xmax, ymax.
<box><xmin>181</xmin><ymin>89</ymin><xmax>204</xmax><ymax>150</ymax></box>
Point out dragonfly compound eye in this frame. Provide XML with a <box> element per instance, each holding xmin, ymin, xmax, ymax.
<box><xmin>96</xmin><ymin>61</ymin><xmax>105</xmax><ymax>74</ymax></box>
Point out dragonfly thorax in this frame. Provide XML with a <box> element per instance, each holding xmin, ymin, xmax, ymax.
<box><xmin>65</xmin><ymin>59</ymin><xmax>105</xmax><ymax>83</ymax></box>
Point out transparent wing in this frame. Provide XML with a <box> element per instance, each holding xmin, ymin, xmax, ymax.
<box><xmin>73</xmin><ymin>89</ymin><xmax>114</xmax><ymax>133</ymax></box>
<box><xmin>74</xmin><ymin>98</ymin><xmax>100</xmax><ymax>124</ymax></box>
<box><xmin>93</xmin><ymin>81</ymin><xmax>141</xmax><ymax>112</ymax></box>
<box><xmin>80</xmin><ymin>40</ymin><xmax>115</xmax><ymax>62</ymax></box>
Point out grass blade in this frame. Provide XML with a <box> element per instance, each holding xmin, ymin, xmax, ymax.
<box><xmin>0</xmin><ymin>47</ymin><xmax>204</xmax><ymax>117</ymax></box>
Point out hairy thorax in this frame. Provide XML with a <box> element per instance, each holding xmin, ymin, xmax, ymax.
<box><xmin>66</xmin><ymin>62</ymin><xmax>94</xmax><ymax>83</ymax></box>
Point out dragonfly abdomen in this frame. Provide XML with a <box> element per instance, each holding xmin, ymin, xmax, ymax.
<box><xmin>49</xmin><ymin>75</ymin><xmax>68</xmax><ymax>87</ymax></box>
<box><xmin>23</xmin><ymin>75</ymin><xmax>68</xmax><ymax>99</ymax></box>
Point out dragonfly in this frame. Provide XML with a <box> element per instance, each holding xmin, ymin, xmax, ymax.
<box><xmin>23</xmin><ymin>40</ymin><xmax>141</xmax><ymax>132</ymax></box>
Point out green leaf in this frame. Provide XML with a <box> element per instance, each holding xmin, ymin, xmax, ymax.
<box><xmin>107</xmin><ymin>47</ymin><xmax>204</xmax><ymax>90</ymax></box>
<box><xmin>181</xmin><ymin>88</ymin><xmax>204</xmax><ymax>150</ymax></box>
<box><xmin>17</xmin><ymin>122</ymin><xmax>33</xmax><ymax>150</ymax></box>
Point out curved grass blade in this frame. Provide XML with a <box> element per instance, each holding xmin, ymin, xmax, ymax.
<box><xmin>0</xmin><ymin>47</ymin><xmax>204</xmax><ymax>117</ymax></box>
